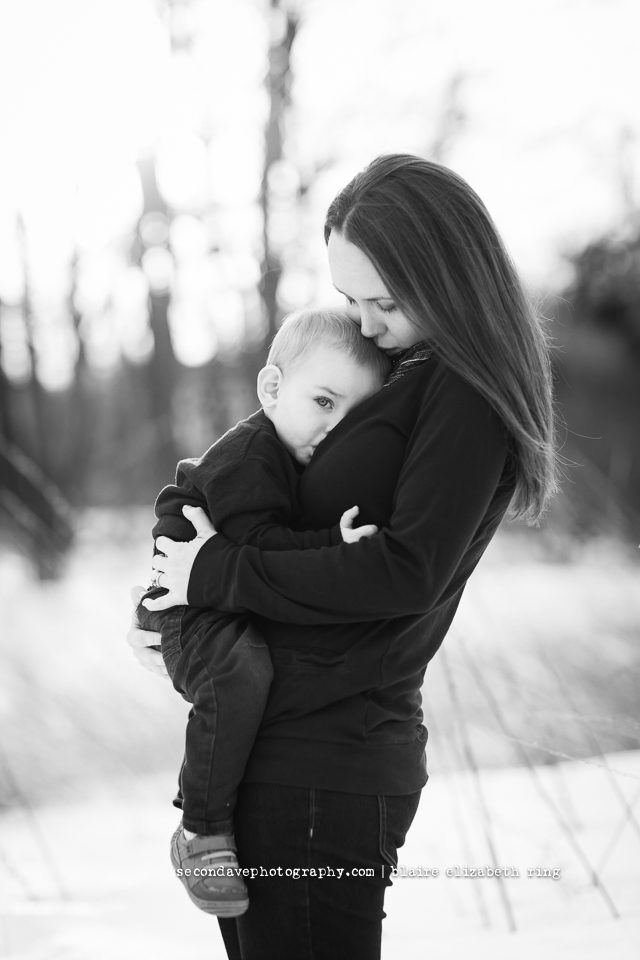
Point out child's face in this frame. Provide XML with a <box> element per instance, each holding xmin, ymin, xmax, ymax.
<box><xmin>268</xmin><ymin>345</ymin><xmax>382</xmax><ymax>465</ymax></box>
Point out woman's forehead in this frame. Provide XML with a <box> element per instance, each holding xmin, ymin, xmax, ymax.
<box><xmin>327</xmin><ymin>230</ymin><xmax>391</xmax><ymax>299</ymax></box>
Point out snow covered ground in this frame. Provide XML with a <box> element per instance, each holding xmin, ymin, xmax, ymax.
<box><xmin>1</xmin><ymin>514</ymin><xmax>639</xmax><ymax>958</ymax></box>
<box><xmin>1</xmin><ymin>751</ymin><xmax>639</xmax><ymax>960</ymax></box>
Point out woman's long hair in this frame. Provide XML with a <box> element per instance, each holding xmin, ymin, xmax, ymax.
<box><xmin>324</xmin><ymin>154</ymin><xmax>557</xmax><ymax>523</ymax></box>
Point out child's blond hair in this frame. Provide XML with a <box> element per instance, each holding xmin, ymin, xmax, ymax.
<box><xmin>267</xmin><ymin>309</ymin><xmax>390</xmax><ymax>382</ymax></box>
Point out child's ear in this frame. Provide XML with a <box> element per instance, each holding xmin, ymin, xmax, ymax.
<box><xmin>257</xmin><ymin>364</ymin><xmax>283</xmax><ymax>410</ymax></box>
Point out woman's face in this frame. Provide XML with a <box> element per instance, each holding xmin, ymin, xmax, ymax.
<box><xmin>327</xmin><ymin>229</ymin><xmax>421</xmax><ymax>355</ymax></box>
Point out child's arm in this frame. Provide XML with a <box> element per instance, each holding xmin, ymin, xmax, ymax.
<box><xmin>184</xmin><ymin>454</ymin><xmax>376</xmax><ymax>550</ymax></box>
<box><xmin>144</xmin><ymin>429</ymin><xmax>378</xmax><ymax>618</ymax></box>
<box><xmin>146</xmin><ymin>451</ymin><xmax>338</xmax><ymax>550</ymax></box>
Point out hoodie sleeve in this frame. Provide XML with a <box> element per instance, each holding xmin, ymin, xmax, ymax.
<box><xmin>187</xmin><ymin>365</ymin><xmax>511</xmax><ymax>623</ymax></box>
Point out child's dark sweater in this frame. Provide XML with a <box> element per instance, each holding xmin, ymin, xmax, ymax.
<box><xmin>148</xmin><ymin>409</ymin><xmax>341</xmax><ymax>603</ymax></box>
<box><xmin>142</xmin><ymin>408</ymin><xmax>347</xmax><ymax>834</ymax></box>
<box><xmin>187</xmin><ymin>356</ymin><xmax>517</xmax><ymax>796</ymax></box>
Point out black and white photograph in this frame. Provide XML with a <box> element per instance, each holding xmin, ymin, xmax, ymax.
<box><xmin>1</xmin><ymin>1</ymin><xmax>639</xmax><ymax>957</ymax></box>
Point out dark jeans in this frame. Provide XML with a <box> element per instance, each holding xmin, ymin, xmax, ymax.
<box><xmin>138</xmin><ymin>593</ymin><xmax>273</xmax><ymax>834</ymax></box>
<box><xmin>218</xmin><ymin>782</ymin><xmax>421</xmax><ymax>960</ymax></box>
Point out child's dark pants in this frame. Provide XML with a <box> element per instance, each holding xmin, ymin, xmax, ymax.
<box><xmin>138</xmin><ymin>590</ymin><xmax>273</xmax><ymax>835</ymax></box>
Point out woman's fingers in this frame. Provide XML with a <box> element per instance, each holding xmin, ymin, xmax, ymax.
<box><xmin>126</xmin><ymin>620</ymin><xmax>168</xmax><ymax>677</ymax></box>
<box><xmin>131</xmin><ymin>585</ymin><xmax>146</xmax><ymax>607</ymax></box>
<box><xmin>129</xmin><ymin>585</ymin><xmax>146</xmax><ymax>629</ymax></box>
<box><xmin>131</xmin><ymin>644</ymin><xmax>169</xmax><ymax>679</ymax></box>
<box><xmin>142</xmin><ymin>592</ymin><xmax>176</xmax><ymax>612</ymax></box>
<box><xmin>127</xmin><ymin>623</ymin><xmax>162</xmax><ymax>648</ymax></box>
<box><xmin>148</xmin><ymin>530</ymin><xmax>212</xmax><ymax>606</ymax></box>
<box><xmin>127</xmin><ymin>585</ymin><xmax>168</xmax><ymax>678</ymax></box>
<box><xmin>155</xmin><ymin>535</ymin><xmax>174</xmax><ymax>556</ymax></box>
<box><xmin>182</xmin><ymin>504</ymin><xmax>217</xmax><ymax>538</ymax></box>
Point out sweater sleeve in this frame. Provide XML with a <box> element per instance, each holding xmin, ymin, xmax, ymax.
<box><xmin>209</xmin><ymin>456</ymin><xmax>343</xmax><ymax>550</ymax></box>
<box><xmin>153</xmin><ymin>448</ymin><xmax>341</xmax><ymax>552</ymax></box>
<box><xmin>187</xmin><ymin>366</ymin><xmax>511</xmax><ymax>622</ymax></box>
<box><xmin>151</xmin><ymin>475</ymin><xmax>211</xmax><ymax>546</ymax></box>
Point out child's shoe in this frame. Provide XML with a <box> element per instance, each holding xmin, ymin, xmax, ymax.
<box><xmin>170</xmin><ymin>824</ymin><xmax>249</xmax><ymax>916</ymax></box>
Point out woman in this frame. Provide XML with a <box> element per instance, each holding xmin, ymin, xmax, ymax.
<box><xmin>129</xmin><ymin>154</ymin><xmax>556</xmax><ymax>959</ymax></box>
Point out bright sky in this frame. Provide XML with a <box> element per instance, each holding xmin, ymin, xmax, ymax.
<box><xmin>299</xmin><ymin>0</ymin><xmax>640</xmax><ymax>288</ymax></box>
<box><xmin>0</xmin><ymin>0</ymin><xmax>638</xmax><ymax>382</ymax></box>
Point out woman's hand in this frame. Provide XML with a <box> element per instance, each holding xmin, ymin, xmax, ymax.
<box><xmin>143</xmin><ymin>505</ymin><xmax>217</xmax><ymax>612</ymax></box>
<box><xmin>127</xmin><ymin>586</ymin><xmax>168</xmax><ymax>679</ymax></box>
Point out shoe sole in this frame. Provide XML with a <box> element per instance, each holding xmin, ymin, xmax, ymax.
<box><xmin>170</xmin><ymin>839</ymin><xmax>249</xmax><ymax>917</ymax></box>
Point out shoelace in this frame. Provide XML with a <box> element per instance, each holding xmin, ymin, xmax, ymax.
<box><xmin>200</xmin><ymin>849</ymin><xmax>238</xmax><ymax>865</ymax></box>
<box><xmin>199</xmin><ymin>848</ymin><xmax>244</xmax><ymax>888</ymax></box>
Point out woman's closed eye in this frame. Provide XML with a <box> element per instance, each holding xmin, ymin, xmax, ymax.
<box><xmin>344</xmin><ymin>294</ymin><xmax>396</xmax><ymax>314</ymax></box>
<box><xmin>344</xmin><ymin>295</ymin><xmax>359</xmax><ymax>318</ymax></box>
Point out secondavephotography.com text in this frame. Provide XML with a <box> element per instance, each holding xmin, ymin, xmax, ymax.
<box><xmin>175</xmin><ymin>864</ymin><xmax>562</xmax><ymax>881</ymax></box>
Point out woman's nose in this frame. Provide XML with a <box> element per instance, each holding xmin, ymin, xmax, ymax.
<box><xmin>358</xmin><ymin>305</ymin><xmax>383</xmax><ymax>339</ymax></box>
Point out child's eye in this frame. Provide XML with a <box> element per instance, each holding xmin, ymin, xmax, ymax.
<box><xmin>315</xmin><ymin>397</ymin><xmax>334</xmax><ymax>410</ymax></box>
<box><xmin>344</xmin><ymin>295</ymin><xmax>356</xmax><ymax>307</ymax></box>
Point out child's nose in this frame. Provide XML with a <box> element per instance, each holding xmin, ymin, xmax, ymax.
<box><xmin>324</xmin><ymin>413</ymin><xmax>341</xmax><ymax>435</ymax></box>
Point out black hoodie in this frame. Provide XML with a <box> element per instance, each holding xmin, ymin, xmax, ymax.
<box><xmin>189</xmin><ymin>354</ymin><xmax>516</xmax><ymax>795</ymax></box>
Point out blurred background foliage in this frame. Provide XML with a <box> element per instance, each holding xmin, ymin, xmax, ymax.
<box><xmin>1</xmin><ymin>0</ymin><xmax>639</xmax><ymax>575</ymax></box>
<box><xmin>0</xmin><ymin>0</ymin><xmax>639</xmax><ymax>807</ymax></box>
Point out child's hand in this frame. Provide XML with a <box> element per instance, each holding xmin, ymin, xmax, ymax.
<box><xmin>340</xmin><ymin>505</ymin><xmax>379</xmax><ymax>544</ymax></box>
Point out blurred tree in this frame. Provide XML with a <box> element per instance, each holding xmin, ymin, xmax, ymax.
<box><xmin>16</xmin><ymin>216</ymin><xmax>49</xmax><ymax>475</ymax></box>
<box><xmin>0</xmin><ymin>436</ymin><xmax>74</xmax><ymax>579</ymax></box>
<box><xmin>552</xmin><ymin>228</ymin><xmax>640</xmax><ymax>540</ymax></box>
<box><xmin>429</xmin><ymin>73</ymin><xmax>466</xmax><ymax>163</ymax></box>
<box><xmin>155</xmin><ymin>0</ymin><xmax>196</xmax><ymax>54</ymax></box>
<box><xmin>0</xmin><ymin>221</ymin><xmax>74</xmax><ymax>577</ymax></box>
<box><xmin>61</xmin><ymin>252</ymin><xmax>94</xmax><ymax>504</ymax></box>
<box><xmin>259</xmin><ymin>0</ymin><xmax>298</xmax><ymax>344</ymax></box>
<box><xmin>134</xmin><ymin>156</ymin><xmax>180</xmax><ymax>482</ymax></box>
<box><xmin>0</xmin><ymin>302</ymin><xmax>11</xmax><ymax>446</ymax></box>
<box><xmin>566</xmin><ymin>234</ymin><xmax>640</xmax><ymax>355</ymax></box>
